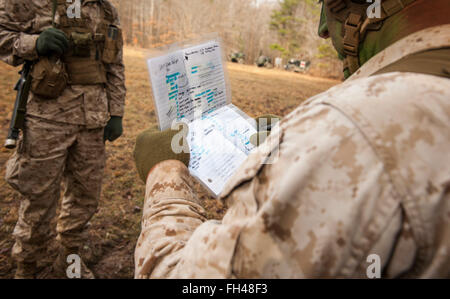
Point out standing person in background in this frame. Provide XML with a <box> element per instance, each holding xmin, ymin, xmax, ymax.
<box><xmin>0</xmin><ymin>0</ymin><xmax>126</xmax><ymax>278</ymax></box>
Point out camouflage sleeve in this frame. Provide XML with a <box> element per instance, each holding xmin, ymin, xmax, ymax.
<box><xmin>134</xmin><ymin>160</ymin><xmax>208</xmax><ymax>278</ymax></box>
<box><xmin>104</xmin><ymin>7</ymin><xmax>126</xmax><ymax>117</ymax></box>
<box><xmin>0</xmin><ymin>1</ymin><xmax>39</xmax><ymax>66</ymax></box>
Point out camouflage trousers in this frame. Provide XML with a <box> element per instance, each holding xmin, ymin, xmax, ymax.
<box><xmin>5</xmin><ymin>115</ymin><xmax>106</xmax><ymax>264</ymax></box>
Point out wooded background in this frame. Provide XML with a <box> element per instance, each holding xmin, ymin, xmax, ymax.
<box><xmin>109</xmin><ymin>0</ymin><xmax>343</xmax><ymax>78</ymax></box>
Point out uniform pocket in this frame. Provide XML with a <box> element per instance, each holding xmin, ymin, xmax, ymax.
<box><xmin>102</xmin><ymin>25</ymin><xmax>122</xmax><ymax>64</ymax></box>
<box><xmin>30</xmin><ymin>57</ymin><xmax>68</xmax><ymax>99</ymax></box>
<box><xmin>71</xmin><ymin>32</ymin><xmax>93</xmax><ymax>58</ymax></box>
<box><xmin>5</xmin><ymin>151</ymin><xmax>20</xmax><ymax>191</ymax></box>
<box><xmin>5</xmin><ymin>129</ymin><xmax>27</xmax><ymax>192</ymax></box>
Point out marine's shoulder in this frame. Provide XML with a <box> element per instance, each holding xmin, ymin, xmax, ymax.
<box><xmin>0</xmin><ymin>0</ymin><xmax>49</xmax><ymax>10</ymax></box>
<box><xmin>0</xmin><ymin>0</ymin><xmax>50</xmax><ymax>29</ymax></box>
<box><xmin>298</xmin><ymin>72</ymin><xmax>450</xmax><ymax>142</ymax></box>
<box><xmin>348</xmin><ymin>24</ymin><xmax>450</xmax><ymax>80</ymax></box>
<box><xmin>100</xmin><ymin>0</ymin><xmax>119</xmax><ymax>22</ymax></box>
<box><xmin>100</xmin><ymin>0</ymin><xmax>117</xmax><ymax>10</ymax></box>
<box><xmin>320</xmin><ymin>72</ymin><xmax>449</xmax><ymax>109</ymax></box>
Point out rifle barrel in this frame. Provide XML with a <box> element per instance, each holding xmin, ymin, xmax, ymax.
<box><xmin>4</xmin><ymin>61</ymin><xmax>32</xmax><ymax>149</ymax></box>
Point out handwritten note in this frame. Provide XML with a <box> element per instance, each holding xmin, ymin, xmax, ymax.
<box><xmin>148</xmin><ymin>40</ymin><xmax>229</xmax><ymax>130</ymax></box>
<box><xmin>187</xmin><ymin>105</ymin><xmax>256</xmax><ymax>196</ymax></box>
<box><xmin>147</xmin><ymin>40</ymin><xmax>256</xmax><ymax>197</ymax></box>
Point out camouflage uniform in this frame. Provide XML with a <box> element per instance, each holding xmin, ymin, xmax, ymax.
<box><xmin>135</xmin><ymin>25</ymin><xmax>450</xmax><ymax>278</ymax></box>
<box><xmin>0</xmin><ymin>0</ymin><xmax>125</xmax><ymax>265</ymax></box>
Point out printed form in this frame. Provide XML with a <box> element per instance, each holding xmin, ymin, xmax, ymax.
<box><xmin>147</xmin><ymin>39</ymin><xmax>257</xmax><ymax>197</ymax></box>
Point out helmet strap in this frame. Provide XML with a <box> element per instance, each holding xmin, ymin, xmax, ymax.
<box><xmin>342</xmin><ymin>0</ymin><xmax>417</xmax><ymax>76</ymax></box>
<box><xmin>343</xmin><ymin>12</ymin><xmax>363</xmax><ymax>74</ymax></box>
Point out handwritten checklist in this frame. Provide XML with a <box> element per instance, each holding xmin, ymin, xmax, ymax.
<box><xmin>147</xmin><ymin>39</ymin><xmax>257</xmax><ymax>197</ymax></box>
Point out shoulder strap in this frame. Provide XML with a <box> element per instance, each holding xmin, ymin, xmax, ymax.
<box><xmin>342</xmin><ymin>0</ymin><xmax>418</xmax><ymax>77</ymax></box>
<box><xmin>52</xmin><ymin>0</ymin><xmax>57</xmax><ymax>27</ymax></box>
<box><xmin>100</xmin><ymin>0</ymin><xmax>117</xmax><ymax>23</ymax></box>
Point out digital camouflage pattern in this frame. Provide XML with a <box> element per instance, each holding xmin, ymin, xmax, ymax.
<box><xmin>6</xmin><ymin>116</ymin><xmax>105</xmax><ymax>263</ymax></box>
<box><xmin>0</xmin><ymin>0</ymin><xmax>125</xmax><ymax>269</ymax></box>
<box><xmin>135</xmin><ymin>25</ymin><xmax>450</xmax><ymax>278</ymax></box>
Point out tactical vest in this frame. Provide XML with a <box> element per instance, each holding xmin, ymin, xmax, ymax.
<box><xmin>30</xmin><ymin>0</ymin><xmax>122</xmax><ymax>99</ymax></box>
<box><xmin>56</xmin><ymin>0</ymin><xmax>121</xmax><ymax>85</ymax></box>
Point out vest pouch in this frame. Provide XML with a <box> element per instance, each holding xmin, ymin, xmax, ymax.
<box><xmin>30</xmin><ymin>57</ymin><xmax>68</xmax><ymax>99</ymax></box>
<box><xmin>71</xmin><ymin>32</ymin><xmax>92</xmax><ymax>57</ymax></box>
<box><xmin>102</xmin><ymin>25</ymin><xmax>121</xmax><ymax>64</ymax></box>
<box><xmin>65</xmin><ymin>58</ymin><xmax>107</xmax><ymax>85</ymax></box>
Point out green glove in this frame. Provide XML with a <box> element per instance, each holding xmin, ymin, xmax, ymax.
<box><xmin>251</xmin><ymin>114</ymin><xmax>281</xmax><ymax>146</ymax></box>
<box><xmin>104</xmin><ymin>116</ymin><xmax>123</xmax><ymax>142</ymax></box>
<box><xmin>36</xmin><ymin>28</ymin><xmax>69</xmax><ymax>57</ymax></box>
<box><xmin>134</xmin><ymin>124</ymin><xmax>190</xmax><ymax>182</ymax></box>
<box><xmin>250</xmin><ymin>131</ymin><xmax>271</xmax><ymax>147</ymax></box>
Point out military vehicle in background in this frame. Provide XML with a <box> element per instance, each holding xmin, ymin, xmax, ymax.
<box><xmin>285</xmin><ymin>59</ymin><xmax>311</xmax><ymax>73</ymax></box>
<box><xmin>230</xmin><ymin>52</ymin><xmax>245</xmax><ymax>64</ymax></box>
<box><xmin>256</xmin><ymin>55</ymin><xmax>273</xmax><ymax>68</ymax></box>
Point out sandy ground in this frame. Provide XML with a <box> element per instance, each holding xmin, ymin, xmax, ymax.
<box><xmin>0</xmin><ymin>47</ymin><xmax>340</xmax><ymax>279</ymax></box>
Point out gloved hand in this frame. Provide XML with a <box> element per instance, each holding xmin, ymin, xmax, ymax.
<box><xmin>134</xmin><ymin>123</ymin><xmax>190</xmax><ymax>182</ymax></box>
<box><xmin>250</xmin><ymin>114</ymin><xmax>281</xmax><ymax>146</ymax></box>
<box><xmin>36</xmin><ymin>28</ymin><xmax>69</xmax><ymax>57</ymax></box>
<box><xmin>104</xmin><ymin>116</ymin><xmax>123</xmax><ymax>142</ymax></box>
<box><xmin>250</xmin><ymin>131</ymin><xmax>271</xmax><ymax>147</ymax></box>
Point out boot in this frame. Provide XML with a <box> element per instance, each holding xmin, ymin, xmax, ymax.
<box><xmin>52</xmin><ymin>247</ymin><xmax>95</xmax><ymax>279</ymax></box>
<box><xmin>15</xmin><ymin>262</ymin><xmax>37</xmax><ymax>279</ymax></box>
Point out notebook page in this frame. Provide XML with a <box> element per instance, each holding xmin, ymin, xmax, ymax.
<box><xmin>183</xmin><ymin>40</ymin><xmax>229</xmax><ymax>120</ymax></box>
<box><xmin>208</xmin><ymin>104</ymin><xmax>256</xmax><ymax>155</ymax></box>
<box><xmin>147</xmin><ymin>51</ymin><xmax>193</xmax><ymax>130</ymax></box>
<box><xmin>187</xmin><ymin>105</ymin><xmax>257</xmax><ymax>197</ymax></box>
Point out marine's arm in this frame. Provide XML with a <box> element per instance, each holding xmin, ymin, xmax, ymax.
<box><xmin>224</xmin><ymin>103</ymin><xmax>405</xmax><ymax>278</ymax></box>
<box><xmin>135</xmin><ymin>159</ymin><xmax>246</xmax><ymax>279</ymax></box>
<box><xmin>104</xmin><ymin>8</ymin><xmax>126</xmax><ymax>118</ymax></box>
<box><xmin>102</xmin><ymin>4</ymin><xmax>126</xmax><ymax>142</ymax></box>
<box><xmin>0</xmin><ymin>1</ymin><xmax>39</xmax><ymax>66</ymax></box>
<box><xmin>134</xmin><ymin>98</ymin><xmax>407</xmax><ymax>278</ymax></box>
<box><xmin>134</xmin><ymin>161</ymin><xmax>207</xmax><ymax>278</ymax></box>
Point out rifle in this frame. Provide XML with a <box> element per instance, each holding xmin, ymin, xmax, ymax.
<box><xmin>4</xmin><ymin>61</ymin><xmax>33</xmax><ymax>149</ymax></box>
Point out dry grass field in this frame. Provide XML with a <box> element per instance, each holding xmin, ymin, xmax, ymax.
<box><xmin>0</xmin><ymin>47</ymin><xmax>339</xmax><ymax>278</ymax></box>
